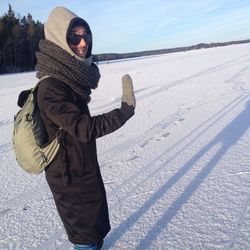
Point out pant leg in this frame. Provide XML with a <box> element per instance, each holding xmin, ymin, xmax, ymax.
<box><xmin>73</xmin><ymin>243</ymin><xmax>97</xmax><ymax>250</ymax></box>
<box><xmin>97</xmin><ymin>239</ymin><xmax>104</xmax><ymax>250</ymax></box>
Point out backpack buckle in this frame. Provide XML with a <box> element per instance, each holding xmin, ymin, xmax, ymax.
<box><xmin>41</xmin><ymin>152</ymin><xmax>48</xmax><ymax>163</ymax></box>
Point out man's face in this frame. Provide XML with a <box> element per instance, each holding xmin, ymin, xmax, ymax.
<box><xmin>68</xmin><ymin>26</ymin><xmax>90</xmax><ymax>58</ymax></box>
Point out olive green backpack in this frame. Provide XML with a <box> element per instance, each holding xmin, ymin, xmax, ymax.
<box><xmin>12</xmin><ymin>77</ymin><xmax>60</xmax><ymax>174</ymax></box>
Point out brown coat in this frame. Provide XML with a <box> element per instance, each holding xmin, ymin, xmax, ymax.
<box><xmin>37</xmin><ymin>77</ymin><xmax>134</xmax><ymax>244</ymax></box>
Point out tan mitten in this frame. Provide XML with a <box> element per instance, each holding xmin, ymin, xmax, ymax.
<box><xmin>121</xmin><ymin>74</ymin><xmax>136</xmax><ymax>107</ymax></box>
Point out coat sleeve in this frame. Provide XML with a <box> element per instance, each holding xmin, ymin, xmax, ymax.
<box><xmin>40</xmin><ymin>82</ymin><xmax>134</xmax><ymax>143</ymax></box>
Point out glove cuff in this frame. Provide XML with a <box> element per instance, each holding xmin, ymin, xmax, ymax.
<box><xmin>120</xmin><ymin>102</ymin><xmax>135</xmax><ymax>121</ymax></box>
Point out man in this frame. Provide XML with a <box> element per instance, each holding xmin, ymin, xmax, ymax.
<box><xmin>35</xmin><ymin>6</ymin><xmax>135</xmax><ymax>250</ymax></box>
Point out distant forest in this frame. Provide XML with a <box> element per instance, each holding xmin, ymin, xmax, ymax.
<box><xmin>1</xmin><ymin>4</ymin><xmax>250</xmax><ymax>74</ymax></box>
<box><xmin>0</xmin><ymin>4</ymin><xmax>44</xmax><ymax>73</ymax></box>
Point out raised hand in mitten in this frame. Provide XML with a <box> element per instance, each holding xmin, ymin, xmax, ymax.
<box><xmin>121</xmin><ymin>74</ymin><xmax>136</xmax><ymax>107</ymax></box>
<box><xmin>120</xmin><ymin>74</ymin><xmax>135</xmax><ymax>120</ymax></box>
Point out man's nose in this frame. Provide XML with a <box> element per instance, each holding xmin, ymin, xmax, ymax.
<box><xmin>78</xmin><ymin>38</ymin><xmax>87</xmax><ymax>47</ymax></box>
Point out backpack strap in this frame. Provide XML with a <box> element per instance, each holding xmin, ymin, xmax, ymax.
<box><xmin>17</xmin><ymin>76</ymin><xmax>51</xmax><ymax>108</ymax></box>
<box><xmin>31</xmin><ymin>76</ymin><xmax>50</xmax><ymax>93</ymax></box>
<box><xmin>34</xmin><ymin>76</ymin><xmax>50</xmax><ymax>111</ymax></box>
<box><xmin>35</xmin><ymin>76</ymin><xmax>62</xmax><ymax>139</ymax></box>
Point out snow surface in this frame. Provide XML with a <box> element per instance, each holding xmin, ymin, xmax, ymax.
<box><xmin>0</xmin><ymin>44</ymin><xmax>250</xmax><ymax>250</ymax></box>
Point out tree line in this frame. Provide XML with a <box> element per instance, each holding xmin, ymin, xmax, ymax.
<box><xmin>1</xmin><ymin>4</ymin><xmax>250</xmax><ymax>74</ymax></box>
<box><xmin>0</xmin><ymin>4</ymin><xmax>44</xmax><ymax>74</ymax></box>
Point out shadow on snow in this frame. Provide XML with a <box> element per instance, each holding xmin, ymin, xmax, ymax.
<box><xmin>106</xmin><ymin>96</ymin><xmax>250</xmax><ymax>249</ymax></box>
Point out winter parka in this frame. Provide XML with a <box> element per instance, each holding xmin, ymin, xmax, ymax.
<box><xmin>37</xmin><ymin>77</ymin><xmax>133</xmax><ymax>244</ymax></box>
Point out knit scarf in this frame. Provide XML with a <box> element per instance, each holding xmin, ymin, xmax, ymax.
<box><xmin>36</xmin><ymin>39</ymin><xmax>100</xmax><ymax>102</ymax></box>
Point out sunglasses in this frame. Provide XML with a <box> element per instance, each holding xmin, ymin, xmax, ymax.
<box><xmin>67</xmin><ymin>34</ymin><xmax>92</xmax><ymax>46</ymax></box>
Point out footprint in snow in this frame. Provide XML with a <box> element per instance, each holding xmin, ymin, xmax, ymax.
<box><xmin>173</xmin><ymin>117</ymin><xmax>185</xmax><ymax>124</ymax></box>
<box><xmin>111</xmin><ymin>96</ymin><xmax>118</xmax><ymax>101</ymax></box>
<box><xmin>140</xmin><ymin>138</ymin><xmax>152</xmax><ymax>148</ymax></box>
<box><xmin>125</xmin><ymin>155</ymin><xmax>140</xmax><ymax>162</ymax></box>
<box><xmin>155</xmin><ymin>132</ymin><xmax>171</xmax><ymax>141</ymax></box>
<box><xmin>0</xmin><ymin>208</ymin><xmax>11</xmax><ymax>216</ymax></box>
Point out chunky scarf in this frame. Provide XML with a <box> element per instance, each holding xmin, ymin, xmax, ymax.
<box><xmin>36</xmin><ymin>39</ymin><xmax>100</xmax><ymax>102</ymax></box>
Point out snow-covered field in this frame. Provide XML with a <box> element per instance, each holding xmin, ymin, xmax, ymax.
<box><xmin>0</xmin><ymin>43</ymin><xmax>250</xmax><ymax>250</ymax></box>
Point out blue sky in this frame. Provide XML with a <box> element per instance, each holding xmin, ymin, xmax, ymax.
<box><xmin>1</xmin><ymin>0</ymin><xmax>250</xmax><ymax>54</ymax></box>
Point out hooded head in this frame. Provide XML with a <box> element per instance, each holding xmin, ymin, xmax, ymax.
<box><xmin>44</xmin><ymin>7</ymin><xmax>92</xmax><ymax>61</ymax></box>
